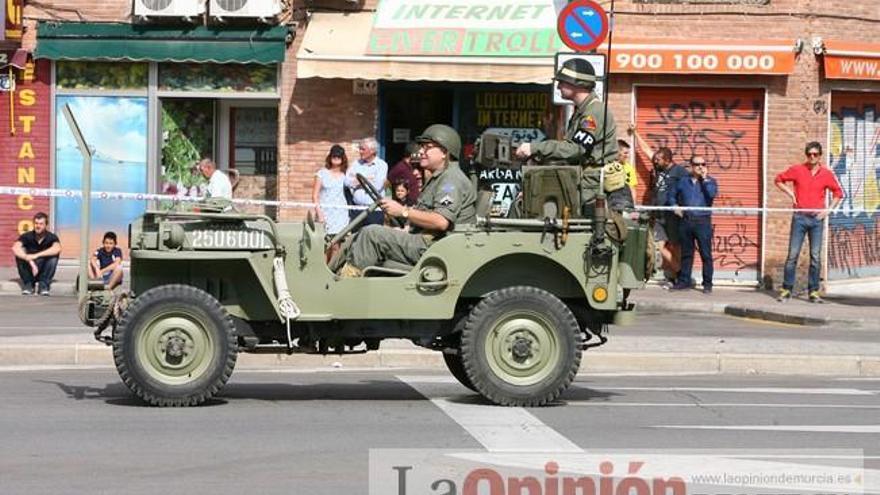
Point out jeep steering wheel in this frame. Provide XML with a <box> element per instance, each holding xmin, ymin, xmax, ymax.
<box><xmin>326</xmin><ymin>174</ymin><xmax>401</xmax><ymax>247</ymax></box>
<box><xmin>356</xmin><ymin>173</ymin><xmax>406</xmax><ymax>229</ymax></box>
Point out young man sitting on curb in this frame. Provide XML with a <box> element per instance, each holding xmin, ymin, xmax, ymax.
<box><xmin>11</xmin><ymin>212</ymin><xmax>62</xmax><ymax>296</ymax></box>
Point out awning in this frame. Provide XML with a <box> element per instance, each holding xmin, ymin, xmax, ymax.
<box><xmin>35</xmin><ymin>22</ymin><xmax>288</xmax><ymax>64</ymax></box>
<box><xmin>822</xmin><ymin>41</ymin><xmax>880</xmax><ymax>81</ymax></box>
<box><xmin>297</xmin><ymin>13</ymin><xmax>554</xmax><ymax>83</ymax></box>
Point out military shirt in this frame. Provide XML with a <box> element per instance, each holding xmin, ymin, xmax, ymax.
<box><xmin>413</xmin><ymin>162</ymin><xmax>477</xmax><ymax>236</ymax></box>
<box><xmin>531</xmin><ymin>93</ymin><xmax>618</xmax><ymax>167</ymax></box>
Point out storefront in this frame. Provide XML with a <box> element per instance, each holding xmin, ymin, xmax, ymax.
<box><xmin>33</xmin><ymin>22</ymin><xmax>287</xmax><ymax>257</ymax></box>
<box><xmin>293</xmin><ymin>0</ymin><xmax>802</xmax><ymax>283</ymax></box>
<box><xmin>1</xmin><ymin>0</ymin><xmax>52</xmax><ymax>267</ymax></box>
<box><xmin>615</xmin><ymin>39</ymin><xmax>793</xmax><ymax>283</ymax></box>
<box><xmin>821</xmin><ymin>41</ymin><xmax>880</xmax><ymax>281</ymax></box>
<box><xmin>296</xmin><ymin>4</ymin><xmax>564</xmax><ymax>217</ymax></box>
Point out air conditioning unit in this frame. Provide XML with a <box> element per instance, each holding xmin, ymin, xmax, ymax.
<box><xmin>134</xmin><ymin>0</ymin><xmax>206</xmax><ymax>19</ymax></box>
<box><xmin>209</xmin><ymin>0</ymin><xmax>282</xmax><ymax>21</ymax></box>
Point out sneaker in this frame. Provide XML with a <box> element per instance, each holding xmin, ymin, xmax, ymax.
<box><xmin>670</xmin><ymin>282</ymin><xmax>690</xmax><ymax>291</ymax></box>
<box><xmin>808</xmin><ymin>291</ymin><xmax>825</xmax><ymax>304</ymax></box>
<box><xmin>777</xmin><ymin>289</ymin><xmax>792</xmax><ymax>302</ymax></box>
<box><xmin>21</xmin><ymin>287</ymin><xmax>33</xmax><ymax>295</ymax></box>
<box><xmin>40</xmin><ymin>288</ymin><xmax>51</xmax><ymax>297</ymax></box>
<box><xmin>702</xmin><ymin>287</ymin><xmax>713</xmax><ymax>294</ymax></box>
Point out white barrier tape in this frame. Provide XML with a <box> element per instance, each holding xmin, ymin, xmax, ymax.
<box><xmin>0</xmin><ymin>186</ymin><xmax>368</xmax><ymax>211</ymax></box>
<box><xmin>634</xmin><ymin>205</ymin><xmax>873</xmax><ymax>215</ymax></box>
<box><xmin>2</xmin><ymin>186</ymin><xmax>873</xmax><ymax>216</ymax></box>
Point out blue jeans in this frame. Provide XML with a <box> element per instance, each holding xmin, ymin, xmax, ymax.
<box><xmin>677</xmin><ymin>216</ymin><xmax>714</xmax><ymax>288</ymax></box>
<box><xmin>15</xmin><ymin>255</ymin><xmax>59</xmax><ymax>291</ymax></box>
<box><xmin>783</xmin><ymin>213</ymin><xmax>823</xmax><ymax>292</ymax></box>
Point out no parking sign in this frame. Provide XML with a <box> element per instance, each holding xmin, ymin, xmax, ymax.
<box><xmin>556</xmin><ymin>0</ymin><xmax>609</xmax><ymax>53</ymax></box>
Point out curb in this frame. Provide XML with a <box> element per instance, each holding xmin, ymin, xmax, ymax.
<box><xmin>2</xmin><ymin>344</ymin><xmax>879</xmax><ymax>376</ymax></box>
<box><xmin>1</xmin><ymin>281</ymin><xmax>76</xmax><ymax>296</ymax></box>
<box><xmin>634</xmin><ymin>299</ymin><xmax>873</xmax><ymax>329</ymax></box>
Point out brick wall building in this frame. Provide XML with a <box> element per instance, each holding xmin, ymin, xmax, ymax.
<box><xmin>7</xmin><ymin>0</ymin><xmax>879</xmax><ymax>289</ymax></box>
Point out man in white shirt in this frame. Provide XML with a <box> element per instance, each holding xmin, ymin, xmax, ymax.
<box><xmin>345</xmin><ymin>137</ymin><xmax>388</xmax><ymax>226</ymax></box>
<box><xmin>198</xmin><ymin>158</ymin><xmax>233</xmax><ymax>200</ymax></box>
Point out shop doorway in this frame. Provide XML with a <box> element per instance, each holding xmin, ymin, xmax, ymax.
<box><xmin>827</xmin><ymin>91</ymin><xmax>880</xmax><ymax>280</ymax></box>
<box><xmin>381</xmin><ymin>87</ymin><xmax>454</xmax><ymax>165</ymax></box>
<box><xmin>634</xmin><ymin>86</ymin><xmax>766</xmax><ymax>284</ymax></box>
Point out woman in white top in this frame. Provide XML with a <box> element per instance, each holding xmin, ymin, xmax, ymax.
<box><xmin>312</xmin><ymin>144</ymin><xmax>349</xmax><ymax>238</ymax></box>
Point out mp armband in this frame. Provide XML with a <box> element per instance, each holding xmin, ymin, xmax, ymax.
<box><xmin>572</xmin><ymin>129</ymin><xmax>596</xmax><ymax>151</ymax></box>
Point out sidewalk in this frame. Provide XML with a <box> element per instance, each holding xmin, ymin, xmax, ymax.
<box><xmin>632</xmin><ymin>285</ymin><xmax>879</xmax><ymax>330</ymax></box>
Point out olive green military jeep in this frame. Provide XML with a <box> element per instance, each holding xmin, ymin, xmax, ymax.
<box><xmin>79</xmin><ymin>137</ymin><xmax>650</xmax><ymax>408</ymax></box>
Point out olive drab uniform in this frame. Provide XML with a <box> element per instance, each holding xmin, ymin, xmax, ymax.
<box><xmin>530</xmin><ymin>93</ymin><xmax>620</xmax><ymax>213</ymax></box>
<box><xmin>346</xmin><ymin>163</ymin><xmax>476</xmax><ymax>270</ymax></box>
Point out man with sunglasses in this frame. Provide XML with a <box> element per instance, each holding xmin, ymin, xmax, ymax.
<box><xmin>668</xmin><ymin>156</ymin><xmax>718</xmax><ymax>293</ymax></box>
<box><xmin>774</xmin><ymin>142</ymin><xmax>844</xmax><ymax>303</ymax></box>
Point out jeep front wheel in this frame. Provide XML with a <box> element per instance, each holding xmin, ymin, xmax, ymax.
<box><xmin>460</xmin><ymin>287</ymin><xmax>581</xmax><ymax>406</ymax></box>
<box><xmin>114</xmin><ymin>285</ymin><xmax>237</xmax><ymax>406</ymax></box>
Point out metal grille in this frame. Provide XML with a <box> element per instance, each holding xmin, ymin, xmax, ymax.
<box><xmin>139</xmin><ymin>0</ymin><xmax>174</xmax><ymax>10</ymax></box>
<box><xmin>215</xmin><ymin>0</ymin><xmax>248</xmax><ymax>11</ymax></box>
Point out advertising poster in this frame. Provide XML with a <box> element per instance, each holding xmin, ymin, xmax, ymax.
<box><xmin>55</xmin><ymin>96</ymin><xmax>148</xmax><ymax>258</ymax></box>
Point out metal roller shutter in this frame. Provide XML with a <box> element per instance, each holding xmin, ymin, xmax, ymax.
<box><xmin>828</xmin><ymin>92</ymin><xmax>880</xmax><ymax>280</ymax></box>
<box><xmin>633</xmin><ymin>87</ymin><xmax>764</xmax><ymax>283</ymax></box>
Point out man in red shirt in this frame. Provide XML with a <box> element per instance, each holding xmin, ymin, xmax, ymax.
<box><xmin>774</xmin><ymin>141</ymin><xmax>844</xmax><ymax>303</ymax></box>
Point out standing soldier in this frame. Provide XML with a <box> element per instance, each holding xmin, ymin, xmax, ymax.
<box><xmin>514</xmin><ymin>58</ymin><xmax>623</xmax><ymax>215</ymax></box>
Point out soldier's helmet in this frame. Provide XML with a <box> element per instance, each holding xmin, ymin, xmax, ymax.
<box><xmin>415</xmin><ymin>124</ymin><xmax>462</xmax><ymax>161</ymax></box>
<box><xmin>554</xmin><ymin>58</ymin><xmax>597</xmax><ymax>89</ymax></box>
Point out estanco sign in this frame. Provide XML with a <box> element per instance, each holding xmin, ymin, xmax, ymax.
<box><xmin>367</xmin><ymin>0</ymin><xmax>564</xmax><ymax>57</ymax></box>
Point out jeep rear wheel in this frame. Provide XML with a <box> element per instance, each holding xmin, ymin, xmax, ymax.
<box><xmin>460</xmin><ymin>287</ymin><xmax>581</xmax><ymax>406</ymax></box>
<box><xmin>114</xmin><ymin>285</ymin><xmax>237</xmax><ymax>406</ymax></box>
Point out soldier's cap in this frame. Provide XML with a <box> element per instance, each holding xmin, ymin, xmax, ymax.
<box><xmin>554</xmin><ymin>58</ymin><xmax>598</xmax><ymax>88</ymax></box>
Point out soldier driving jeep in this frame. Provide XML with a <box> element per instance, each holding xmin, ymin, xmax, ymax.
<box><xmin>331</xmin><ymin>124</ymin><xmax>477</xmax><ymax>277</ymax></box>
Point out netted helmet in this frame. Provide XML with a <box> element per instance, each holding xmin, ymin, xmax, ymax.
<box><xmin>415</xmin><ymin>124</ymin><xmax>461</xmax><ymax>161</ymax></box>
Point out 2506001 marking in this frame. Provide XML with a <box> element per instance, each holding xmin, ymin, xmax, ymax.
<box><xmin>191</xmin><ymin>229</ymin><xmax>271</xmax><ymax>250</ymax></box>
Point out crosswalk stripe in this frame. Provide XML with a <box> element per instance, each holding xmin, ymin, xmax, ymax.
<box><xmin>589</xmin><ymin>386</ymin><xmax>876</xmax><ymax>395</ymax></box>
<box><xmin>397</xmin><ymin>375</ymin><xmax>583</xmax><ymax>453</ymax></box>
<box><xmin>568</xmin><ymin>402</ymin><xmax>880</xmax><ymax>409</ymax></box>
<box><xmin>653</xmin><ymin>425</ymin><xmax>880</xmax><ymax>433</ymax></box>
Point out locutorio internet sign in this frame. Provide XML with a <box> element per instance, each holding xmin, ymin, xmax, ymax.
<box><xmin>367</xmin><ymin>0</ymin><xmax>566</xmax><ymax>56</ymax></box>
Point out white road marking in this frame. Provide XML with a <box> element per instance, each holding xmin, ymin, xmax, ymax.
<box><xmin>568</xmin><ymin>402</ymin><xmax>880</xmax><ymax>409</ymax></box>
<box><xmin>591</xmin><ymin>386</ymin><xmax>877</xmax><ymax>395</ymax></box>
<box><xmin>0</xmin><ymin>365</ymin><xmax>114</xmax><ymax>372</ymax></box>
<box><xmin>398</xmin><ymin>375</ymin><xmax>583</xmax><ymax>453</ymax></box>
<box><xmin>654</xmin><ymin>425</ymin><xmax>880</xmax><ymax>433</ymax></box>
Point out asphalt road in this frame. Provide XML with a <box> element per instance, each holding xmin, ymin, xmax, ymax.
<box><xmin>1</xmin><ymin>369</ymin><xmax>878</xmax><ymax>494</ymax></box>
